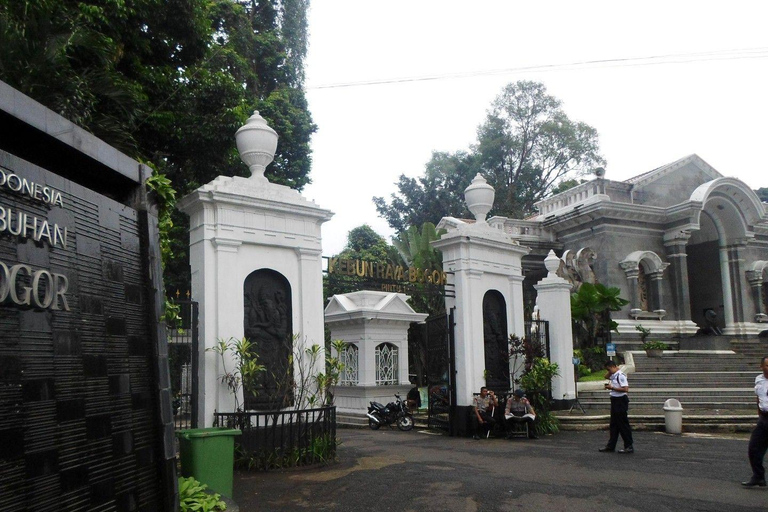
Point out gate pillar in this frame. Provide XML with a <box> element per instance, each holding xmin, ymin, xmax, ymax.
<box><xmin>534</xmin><ymin>251</ymin><xmax>576</xmax><ymax>403</ymax></box>
<box><xmin>432</xmin><ymin>174</ymin><xmax>530</xmax><ymax>406</ymax></box>
<box><xmin>178</xmin><ymin>112</ymin><xmax>333</xmax><ymax>426</ymax></box>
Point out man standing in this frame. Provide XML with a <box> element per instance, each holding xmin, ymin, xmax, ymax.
<box><xmin>599</xmin><ymin>360</ymin><xmax>634</xmax><ymax>454</ymax></box>
<box><xmin>742</xmin><ymin>356</ymin><xmax>768</xmax><ymax>488</ymax></box>
<box><xmin>471</xmin><ymin>386</ymin><xmax>497</xmax><ymax>440</ymax></box>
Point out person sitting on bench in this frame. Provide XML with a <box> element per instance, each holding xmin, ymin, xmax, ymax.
<box><xmin>471</xmin><ymin>387</ymin><xmax>497</xmax><ymax>439</ymax></box>
<box><xmin>505</xmin><ymin>389</ymin><xmax>538</xmax><ymax>439</ymax></box>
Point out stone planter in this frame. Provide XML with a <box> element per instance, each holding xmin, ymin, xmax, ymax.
<box><xmin>644</xmin><ymin>348</ymin><xmax>663</xmax><ymax>358</ymax></box>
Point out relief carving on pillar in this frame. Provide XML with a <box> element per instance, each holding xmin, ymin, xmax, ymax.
<box><xmin>243</xmin><ymin>269</ymin><xmax>293</xmax><ymax>409</ymax></box>
<box><xmin>483</xmin><ymin>291</ymin><xmax>509</xmax><ymax>391</ymax></box>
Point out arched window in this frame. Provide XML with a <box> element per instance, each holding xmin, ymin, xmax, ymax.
<box><xmin>339</xmin><ymin>344</ymin><xmax>359</xmax><ymax>385</ymax></box>
<box><xmin>620</xmin><ymin>251</ymin><xmax>669</xmax><ymax>318</ymax></box>
<box><xmin>375</xmin><ymin>343</ymin><xmax>398</xmax><ymax>385</ymax></box>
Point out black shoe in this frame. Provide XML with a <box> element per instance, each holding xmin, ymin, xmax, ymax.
<box><xmin>741</xmin><ymin>479</ymin><xmax>766</xmax><ymax>488</ymax></box>
<box><xmin>618</xmin><ymin>447</ymin><xmax>634</xmax><ymax>454</ymax></box>
<box><xmin>528</xmin><ymin>435</ymin><xmax>538</xmax><ymax>440</ymax></box>
<box><xmin>598</xmin><ymin>447</ymin><xmax>614</xmax><ymax>453</ymax></box>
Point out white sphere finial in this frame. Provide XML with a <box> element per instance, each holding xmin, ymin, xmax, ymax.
<box><xmin>235</xmin><ymin>111</ymin><xmax>278</xmax><ymax>184</ymax></box>
<box><xmin>464</xmin><ymin>173</ymin><xmax>495</xmax><ymax>224</ymax></box>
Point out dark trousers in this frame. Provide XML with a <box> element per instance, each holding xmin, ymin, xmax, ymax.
<box><xmin>748</xmin><ymin>415</ymin><xmax>768</xmax><ymax>481</ymax></box>
<box><xmin>505</xmin><ymin>416</ymin><xmax>536</xmax><ymax>438</ymax></box>
<box><xmin>471</xmin><ymin>410</ymin><xmax>496</xmax><ymax>436</ymax></box>
<box><xmin>607</xmin><ymin>395</ymin><xmax>633</xmax><ymax>449</ymax></box>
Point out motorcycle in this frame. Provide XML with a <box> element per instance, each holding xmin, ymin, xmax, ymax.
<box><xmin>367</xmin><ymin>393</ymin><xmax>414</xmax><ymax>431</ymax></box>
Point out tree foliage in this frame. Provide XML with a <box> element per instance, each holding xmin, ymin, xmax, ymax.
<box><xmin>392</xmin><ymin>222</ymin><xmax>446</xmax><ymax>316</ymax></box>
<box><xmin>756</xmin><ymin>187</ymin><xmax>768</xmax><ymax>203</ymax></box>
<box><xmin>0</xmin><ymin>0</ymin><xmax>316</xmax><ymax>294</ymax></box>
<box><xmin>324</xmin><ymin>225</ymin><xmax>404</xmax><ymax>298</ymax></box>
<box><xmin>374</xmin><ymin>151</ymin><xmax>479</xmax><ymax>233</ymax></box>
<box><xmin>570</xmin><ymin>283</ymin><xmax>629</xmax><ymax>349</ymax></box>
<box><xmin>374</xmin><ymin>81</ymin><xmax>605</xmax><ymax>230</ymax></box>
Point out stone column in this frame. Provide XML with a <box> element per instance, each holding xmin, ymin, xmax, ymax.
<box><xmin>648</xmin><ymin>263</ymin><xmax>669</xmax><ymax>315</ymax></box>
<box><xmin>663</xmin><ymin>230</ymin><xmax>692</xmax><ymax>322</ymax></box>
<box><xmin>534</xmin><ymin>251</ymin><xmax>576</xmax><ymax>403</ymax></box>
<box><xmin>619</xmin><ymin>262</ymin><xmax>641</xmax><ymax>313</ymax></box>
<box><xmin>724</xmin><ymin>241</ymin><xmax>747</xmax><ymax>328</ymax></box>
<box><xmin>746</xmin><ymin>268</ymin><xmax>766</xmax><ymax>322</ymax></box>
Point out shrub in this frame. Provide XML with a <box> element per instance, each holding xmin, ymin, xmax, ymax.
<box><xmin>519</xmin><ymin>357</ymin><xmax>560</xmax><ymax>435</ymax></box>
<box><xmin>178</xmin><ymin>477</ymin><xmax>226</xmax><ymax>512</ymax></box>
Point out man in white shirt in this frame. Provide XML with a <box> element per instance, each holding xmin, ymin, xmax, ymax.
<box><xmin>742</xmin><ymin>356</ymin><xmax>768</xmax><ymax>488</ymax></box>
<box><xmin>598</xmin><ymin>360</ymin><xmax>634</xmax><ymax>454</ymax></box>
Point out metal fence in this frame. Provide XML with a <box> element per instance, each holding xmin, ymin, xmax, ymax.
<box><xmin>213</xmin><ymin>406</ymin><xmax>337</xmax><ymax>470</ymax></box>
<box><xmin>168</xmin><ymin>300</ymin><xmax>198</xmax><ymax>430</ymax></box>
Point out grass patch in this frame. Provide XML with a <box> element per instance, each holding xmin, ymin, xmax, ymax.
<box><xmin>578</xmin><ymin>372</ymin><xmax>608</xmax><ymax>382</ymax></box>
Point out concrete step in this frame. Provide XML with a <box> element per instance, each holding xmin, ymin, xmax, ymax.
<box><xmin>580</xmin><ymin>388</ymin><xmax>754</xmax><ymax>396</ymax></box>
<box><xmin>730</xmin><ymin>341</ymin><xmax>768</xmax><ymax>359</ymax></box>
<box><xmin>555</xmin><ymin>411</ymin><xmax>758</xmax><ymax>433</ymax></box>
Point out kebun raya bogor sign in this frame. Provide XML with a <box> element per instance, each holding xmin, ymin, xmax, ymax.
<box><xmin>0</xmin><ymin>81</ymin><xmax>176</xmax><ymax>511</ymax></box>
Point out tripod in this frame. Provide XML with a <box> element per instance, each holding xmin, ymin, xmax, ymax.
<box><xmin>569</xmin><ymin>362</ymin><xmax>586</xmax><ymax>413</ymax></box>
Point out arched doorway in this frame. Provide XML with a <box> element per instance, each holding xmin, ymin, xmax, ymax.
<box><xmin>243</xmin><ymin>268</ymin><xmax>292</xmax><ymax>409</ymax></box>
<box><xmin>686</xmin><ymin>179</ymin><xmax>764</xmax><ymax>333</ymax></box>
<box><xmin>483</xmin><ymin>290</ymin><xmax>509</xmax><ymax>391</ymax></box>
<box><xmin>687</xmin><ymin>211</ymin><xmax>726</xmax><ymax>331</ymax></box>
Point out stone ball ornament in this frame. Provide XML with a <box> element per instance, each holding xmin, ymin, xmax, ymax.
<box><xmin>235</xmin><ymin>110</ymin><xmax>278</xmax><ymax>184</ymax></box>
<box><xmin>464</xmin><ymin>173</ymin><xmax>495</xmax><ymax>224</ymax></box>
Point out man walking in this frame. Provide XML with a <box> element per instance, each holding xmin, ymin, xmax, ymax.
<box><xmin>599</xmin><ymin>360</ymin><xmax>634</xmax><ymax>454</ymax></box>
<box><xmin>742</xmin><ymin>356</ymin><xmax>768</xmax><ymax>488</ymax></box>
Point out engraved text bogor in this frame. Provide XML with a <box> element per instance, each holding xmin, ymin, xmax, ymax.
<box><xmin>0</xmin><ymin>260</ymin><xmax>70</xmax><ymax>311</ymax></box>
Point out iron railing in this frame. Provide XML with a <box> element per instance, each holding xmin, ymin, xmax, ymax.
<box><xmin>168</xmin><ymin>300</ymin><xmax>198</xmax><ymax>430</ymax></box>
<box><xmin>213</xmin><ymin>406</ymin><xmax>337</xmax><ymax>470</ymax></box>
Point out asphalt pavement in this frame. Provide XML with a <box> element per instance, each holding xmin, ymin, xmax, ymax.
<box><xmin>233</xmin><ymin>427</ymin><xmax>766</xmax><ymax>511</ymax></box>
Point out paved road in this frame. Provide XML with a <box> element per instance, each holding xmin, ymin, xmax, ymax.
<box><xmin>233</xmin><ymin>427</ymin><xmax>766</xmax><ymax>511</ymax></box>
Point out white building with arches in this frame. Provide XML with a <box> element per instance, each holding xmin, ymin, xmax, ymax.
<box><xmin>444</xmin><ymin>155</ymin><xmax>768</xmax><ymax>340</ymax></box>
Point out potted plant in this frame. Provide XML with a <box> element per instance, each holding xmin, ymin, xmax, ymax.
<box><xmin>641</xmin><ymin>340</ymin><xmax>667</xmax><ymax>358</ymax></box>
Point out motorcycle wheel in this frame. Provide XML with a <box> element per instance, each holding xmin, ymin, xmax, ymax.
<box><xmin>368</xmin><ymin>418</ymin><xmax>381</xmax><ymax>430</ymax></box>
<box><xmin>397</xmin><ymin>414</ymin><xmax>414</xmax><ymax>431</ymax></box>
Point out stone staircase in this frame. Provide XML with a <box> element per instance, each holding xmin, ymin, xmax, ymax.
<box><xmin>575</xmin><ymin>345</ymin><xmax>765</xmax><ymax>413</ymax></box>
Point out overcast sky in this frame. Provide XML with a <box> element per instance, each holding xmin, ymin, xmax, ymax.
<box><xmin>301</xmin><ymin>1</ymin><xmax>768</xmax><ymax>256</ymax></box>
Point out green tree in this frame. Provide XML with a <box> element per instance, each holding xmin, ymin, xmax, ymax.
<box><xmin>393</xmin><ymin>222</ymin><xmax>448</xmax><ymax>386</ymax></box>
<box><xmin>756</xmin><ymin>187</ymin><xmax>768</xmax><ymax>203</ymax></box>
<box><xmin>374</xmin><ymin>151</ymin><xmax>479</xmax><ymax>233</ymax></box>
<box><xmin>570</xmin><ymin>283</ymin><xmax>630</xmax><ymax>349</ymax></box>
<box><xmin>325</xmin><ymin>225</ymin><xmax>403</xmax><ymax>298</ymax></box>
<box><xmin>476</xmin><ymin>81</ymin><xmax>604</xmax><ymax>218</ymax></box>
<box><xmin>374</xmin><ymin>81</ymin><xmax>605</xmax><ymax>230</ymax></box>
<box><xmin>392</xmin><ymin>222</ymin><xmax>446</xmax><ymax>316</ymax></box>
<box><xmin>0</xmin><ymin>0</ymin><xmax>316</xmax><ymax>294</ymax></box>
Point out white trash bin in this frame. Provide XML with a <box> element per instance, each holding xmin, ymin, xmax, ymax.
<box><xmin>663</xmin><ymin>398</ymin><xmax>683</xmax><ymax>434</ymax></box>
